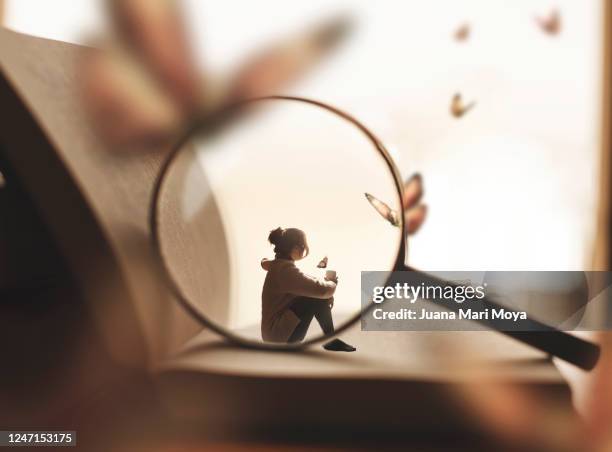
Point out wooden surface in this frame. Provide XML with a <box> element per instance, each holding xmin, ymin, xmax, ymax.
<box><xmin>0</xmin><ymin>27</ymin><xmax>228</xmax><ymax>364</ymax></box>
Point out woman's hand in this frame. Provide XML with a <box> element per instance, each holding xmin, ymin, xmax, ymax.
<box><xmin>325</xmin><ymin>274</ymin><xmax>338</xmax><ymax>284</ymax></box>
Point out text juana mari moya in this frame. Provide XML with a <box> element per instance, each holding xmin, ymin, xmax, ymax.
<box><xmin>370</xmin><ymin>282</ymin><xmax>528</xmax><ymax>321</ymax></box>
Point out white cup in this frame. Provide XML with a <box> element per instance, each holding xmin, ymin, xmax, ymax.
<box><xmin>325</xmin><ymin>270</ymin><xmax>337</xmax><ymax>281</ymax></box>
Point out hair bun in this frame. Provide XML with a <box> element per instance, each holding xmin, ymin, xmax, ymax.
<box><xmin>268</xmin><ymin>227</ymin><xmax>284</xmax><ymax>246</ymax></box>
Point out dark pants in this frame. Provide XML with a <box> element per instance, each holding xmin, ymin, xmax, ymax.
<box><xmin>287</xmin><ymin>296</ymin><xmax>335</xmax><ymax>343</ymax></box>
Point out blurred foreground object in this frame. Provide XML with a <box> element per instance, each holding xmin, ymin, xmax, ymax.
<box><xmin>450</xmin><ymin>92</ymin><xmax>476</xmax><ymax>118</ymax></box>
<box><xmin>535</xmin><ymin>8</ymin><xmax>561</xmax><ymax>36</ymax></box>
<box><xmin>583</xmin><ymin>333</ymin><xmax>612</xmax><ymax>449</ymax></box>
<box><xmin>81</xmin><ymin>0</ymin><xmax>352</xmax><ymax>149</ymax></box>
<box><xmin>456</xmin><ymin>332</ymin><xmax>612</xmax><ymax>452</ymax></box>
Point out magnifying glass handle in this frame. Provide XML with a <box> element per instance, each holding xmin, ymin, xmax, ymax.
<box><xmin>508</xmin><ymin>330</ymin><xmax>600</xmax><ymax>371</ymax></box>
<box><xmin>400</xmin><ymin>266</ymin><xmax>601</xmax><ymax>371</ymax></box>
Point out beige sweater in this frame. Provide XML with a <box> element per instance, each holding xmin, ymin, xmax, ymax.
<box><xmin>260</xmin><ymin>258</ymin><xmax>336</xmax><ymax>343</ymax></box>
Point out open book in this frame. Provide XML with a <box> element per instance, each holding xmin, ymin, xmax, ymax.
<box><xmin>0</xmin><ymin>28</ymin><xmax>572</xmax><ymax>431</ymax></box>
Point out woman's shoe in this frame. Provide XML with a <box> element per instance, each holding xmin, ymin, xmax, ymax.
<box><xmin>323</xmin><ymin>338</ymin><xmax>356</xmax><ymax>352</ymax></box>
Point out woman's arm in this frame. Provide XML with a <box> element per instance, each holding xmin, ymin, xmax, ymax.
<box><xmin>279</xmin><ymin>265</ymin><xmax>336</xmax><ymax>299</ymax></box>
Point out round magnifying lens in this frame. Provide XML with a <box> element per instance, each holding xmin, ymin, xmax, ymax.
<box><xmin>151</xmin><ymin>97</ymin><xmax>404</xmax><ymax>348</ymax></box>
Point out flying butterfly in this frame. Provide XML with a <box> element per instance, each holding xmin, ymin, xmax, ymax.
<box><xmin>450</xmin><ymin>93</ymin><xmax>476</xmax><ymax>118</ymax></box>
<box><xmin>317</xmin><ymin>256</ymin><xmax>328</xmax><ymax>268</ymax></box>
<box><xmin>535</xmin><ymin>9</ymin><xmax>561</xmax><ymax>36</ymax></box>
<box><xmin>364</xmin><ymin>193</ymin><xmax>400</xmax><ymax>227</ymax></box>
<box><xmin>403</xmin><ymin>173</ymin><xmax>427</xmax><ymax>234</ymax></box>
<box><xmin>453</xmin><ymin>23</ymin><xmax>470</xmax><ymax>42</ymax></box>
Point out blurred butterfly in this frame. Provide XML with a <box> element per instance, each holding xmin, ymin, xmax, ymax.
<box><xmin>454</xmin><ymin>23</ymin><xmax>470</xmax><ymax>42</ymax></box>
<box><xmin>535</xmin><ymin>9</ymin><xmax>561</xmax><ymax>36</ymax></box>
<box><xmin>317</xmin><ymin>256</ymin><xmax>328</xmax><ymax>268</ymax></box>
<box><xmin>364</xmin><ymin>193</ymin><xmax>400</xmax><ymax>227</ymax></box>
<box><xmin>451</xmin><ymin>93</ymin><xmax>476</xmax><ymax>118</ymax></box>
<box><xmin>403</xmin><ymin>173</ymin><xmax>427</xmax><ymax>235</ymax></box>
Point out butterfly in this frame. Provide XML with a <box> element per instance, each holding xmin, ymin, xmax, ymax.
<box><xmin>317</xmin><ymin>256</ymin><xmax>328</xmax><ymax>268</ymax></box>
<box><xmin>403</xmin><ymin>173</ymin><xmax>427</xmax><ymax>235</ymax></box>
<box><xmin>454</xmin><ymin>23</ymin><xmax>470</xmax><ymax>42</ymax></box>
<box><xmin>535</xmin><ymin>9</ymin><xmax>561</xmax><ymax>36</ymax></box>
<box><xmin>450</xmin><ymin>93</ymin><xmax>476</xmax><ymax>118</ymax></box>
<box><xmin>365</xmin><ymin>173</ymin><xmax>427</xmax><ymax>234</ymax></box>
<box><xmin>365</xmin><ymin>193</ymin><xmax>400</xmax><ymax>227</ymax></box>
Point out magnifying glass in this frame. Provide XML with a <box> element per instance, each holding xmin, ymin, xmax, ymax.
<box><xmin>149</xmin><ymin>96</ymin><xmax>600</xmax><ymax>370</ymax></box>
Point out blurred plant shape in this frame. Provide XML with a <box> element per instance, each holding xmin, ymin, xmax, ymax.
<box><xmin>80</xmin><ymin>0</ymin><xmax>353</xmax><ymax>149</ymax></box>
